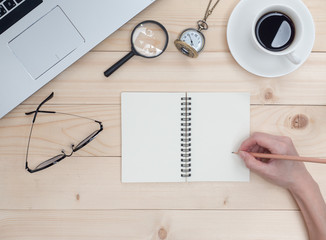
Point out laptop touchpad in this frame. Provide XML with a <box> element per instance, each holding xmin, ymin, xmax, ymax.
<box><xmin>9</xmin><ymin>6</ymin><xmax>84</xmax><ymax>79</ymax></box>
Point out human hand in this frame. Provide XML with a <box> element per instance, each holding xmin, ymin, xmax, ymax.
<box><xmin>238</xmin><ymin>132</ymin><xmax>311</xmax><ymax>191</ymax></box>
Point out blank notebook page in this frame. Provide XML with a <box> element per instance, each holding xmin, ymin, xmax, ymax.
<box><xmin>189</xmin><ymin>93</ymin><xmax>250</xmax><ymax>182</ymax></box>
<box><xmin>121</xmin><ymin>92</ymin><xmax>184</xmax><ymax>182</ymax></box>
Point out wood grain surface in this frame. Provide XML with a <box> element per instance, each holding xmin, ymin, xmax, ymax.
<box><xmin>0</xmin><ymin>0</ymin><xmax>325</xmax><ymax>239</ymax></box>
<box><xmin>0</xmin><ymin>210</ymin><xmax>308</xmax><ymax>240</ymax></box>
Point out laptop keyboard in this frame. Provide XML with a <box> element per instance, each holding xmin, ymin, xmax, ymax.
<box><xmin>0</xmin><ymin>0</ymin><xmax>43</xmax><ymax>35</ymax></box>
<box><xmin>0</xmin><ymin>0</ymin><xmax>25</xmax><ymax>19</ymax></box>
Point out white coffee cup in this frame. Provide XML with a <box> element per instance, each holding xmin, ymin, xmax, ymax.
<box><xmin>251</xmin><ymin>5</ymin><xmax>304</xmax><ymax>64</ymax></box>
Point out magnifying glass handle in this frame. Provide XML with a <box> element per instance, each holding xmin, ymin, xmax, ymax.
<box><xmin>104</xmin><ymin>51</ymin><xmax>135</xmax><ymax>77</ymax></box>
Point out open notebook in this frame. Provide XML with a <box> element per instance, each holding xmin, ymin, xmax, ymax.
<box><xmin>121</xmin><ymin>92</ymin><xmax>250</xmax><ymax>183</ymax></box>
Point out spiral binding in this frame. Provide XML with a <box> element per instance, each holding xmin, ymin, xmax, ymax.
<box><xmin>181</xmin><ymin>95</ymin><xmax>192</xmax><ymax>178</ymax></box>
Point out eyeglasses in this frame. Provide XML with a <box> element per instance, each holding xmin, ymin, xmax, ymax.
<box><xmin>25</xmin><ymin>92</ymin><xmax>103</xmax><ymax>173</ymax></box>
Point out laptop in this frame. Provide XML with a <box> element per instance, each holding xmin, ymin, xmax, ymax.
<box><xmin>0</xmin><ymin>0</ymin><xmax>156</xmax><ymax>118</ymax></box>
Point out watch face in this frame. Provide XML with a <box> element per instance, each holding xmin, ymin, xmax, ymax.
<box><xmin>180</xmin><ymin>29</ymin><xmax>205</xmax><ymax>52</ymax></box>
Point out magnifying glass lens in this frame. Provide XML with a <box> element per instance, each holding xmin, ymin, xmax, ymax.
<box><xmin>132</xmin><ymin>22</ymin><xmax>168</xmax><ymax>57</ymax></box>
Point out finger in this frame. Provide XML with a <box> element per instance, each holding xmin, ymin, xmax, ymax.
<box><xmin>246</xmin><ymin>143</ymin><xmax>269</xmax><ymax>156</ymax></box>
<box><xmin>239</xmin><ymin>132</ymin><xmax>271</xmax><ymax>151</ymax></box>
<box><xmin>239</xmin><ymin>136</ymin><xmax>258</xmax><ymax>151</ymax></box>
<box><xmin>239</xmin><ymin>151</ymin><xmax>268</xmax><ymax>174</ymax></box>
<box><xmin>245</xmin><ymin>144</ymin><xmax>269</xmax><ymax>162</ymax></box>
<box><xmin>256</xmin><ymin>146</ymin><xmax>271</xmax><ymax>162</ymax></box>
<box><xmin>249</xmin><ymin>144</ymin><xmax>260</xmax><ymax>153</ymax></box>
<box><xmin>240</xmin><ymin>132</ymin><xmax>282</xmax><ymax>153</ymax></box>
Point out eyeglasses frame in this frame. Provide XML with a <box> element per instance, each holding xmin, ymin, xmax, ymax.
<box><xmin>25</xmin><ymin>92</ymin><xmax>103</xmax><ymax>173</ymax></box>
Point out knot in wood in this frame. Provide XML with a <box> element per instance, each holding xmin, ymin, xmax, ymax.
<box><xmin>264</xmin><ymin>89</ymin><xmax>273</xmax><ymax>100</ymax></box>
<box><xmin>291</xmin><ymin>114</ymin><xmax>308</xmax><ymax>129</ymax></box>
<box><xmin>158</xmin><ymin>228</ymin><xmax>167</xmax><ymax>240</ymax></box>
<box><xmin>223</xmin><ymin>196</ymin><xmax>229</xmax><ymax>206</ymax></box>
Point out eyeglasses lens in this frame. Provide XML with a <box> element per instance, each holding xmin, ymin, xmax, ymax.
<box><xmin>35</xmin><ymin>154</ymin><xmax>65</xmax><ymax>170</ymax></box>
<box><xmin>73</xmin><ymin>130</ymin><xmax>99</xmax><ymax>151</ymax></box>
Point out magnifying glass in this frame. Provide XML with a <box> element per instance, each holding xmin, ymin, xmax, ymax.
<box><xmin>104</xmin><ymin>20</ymin><xmax>169</xmax><ymax>77</ymax></box>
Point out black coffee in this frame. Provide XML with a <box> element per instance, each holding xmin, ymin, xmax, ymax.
<box><xmin>255</xmin><ymin>12</ymin><xmax>295</xmax><ymax>52</ymax></box>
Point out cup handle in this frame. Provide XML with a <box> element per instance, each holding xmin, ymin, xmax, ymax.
<box><xmin>286</xmin><ymin>52</ymin><xmax>301</xmax><ymax>65</ymax></box>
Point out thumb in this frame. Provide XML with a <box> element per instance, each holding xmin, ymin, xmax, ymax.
<box><xmin>239</xmin><ymin>151</ymin><xmax>267</xmax><ymax>174</ymax></box>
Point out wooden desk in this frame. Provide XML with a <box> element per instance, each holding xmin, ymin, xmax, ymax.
<box><xmin>0</xmin><ymin>0</ymin><xmax>325</xmax><ymax>239</ymax></box>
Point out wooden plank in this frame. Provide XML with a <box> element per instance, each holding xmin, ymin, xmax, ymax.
<box><xmin>0</xmin><ymin>210</ymin><xmax>308</xmax><ymax>240</ymax></box>
<box><xmin>11</xmin><ymin>52</ymin><xmax>326</xmax><ymax>106</ymax></box>
<box><xmin>2</xmin><ymin>105</ymin><xmax>326</xmax><ymax>158</ymax></box>
<box><xmin>93</xmin><ymin>0</ymin><xmax>326</xmax><ymax>52</ymax></box>
<box><xmin>0</xmin><ymin>154</ymin><xmax>325</xmax><ymax>210</ymax></box>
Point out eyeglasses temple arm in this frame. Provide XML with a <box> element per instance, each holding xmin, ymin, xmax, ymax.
<box><xmin>25</xmin><ymin>110</ymin><xmax>56</xmax><ymax>115</ymax></box>
<box><xmin>30</xmin><ymin>92</ymin><xmax>55</xmax><ymax>123</ymax></box>
<box><xmin>25</xmin><ymin>93</ymin><xmax>55</xmax><ymax>172</ymax></box>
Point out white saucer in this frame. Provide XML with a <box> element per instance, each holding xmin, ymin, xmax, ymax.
<box><xmin>227</xmin><ymin>0</ymin><xmax>315</xmax><ymax>78</ymax></box>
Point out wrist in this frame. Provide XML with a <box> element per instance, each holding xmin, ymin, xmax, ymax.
<box><xmin>288</xmin><ymin>172</ymin><xmax>318</xmax><ymax>196</ymax></box>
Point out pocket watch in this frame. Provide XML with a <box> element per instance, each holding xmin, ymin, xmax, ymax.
<box><xmin>174</xmin><ymin>0</ymin><xmax>221</xmax><ymax>58</ymax></box>
<box><xmin>174</xmin><ymin>27</ymin><xmax>206</xmax><ymax>58</ymax></box>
